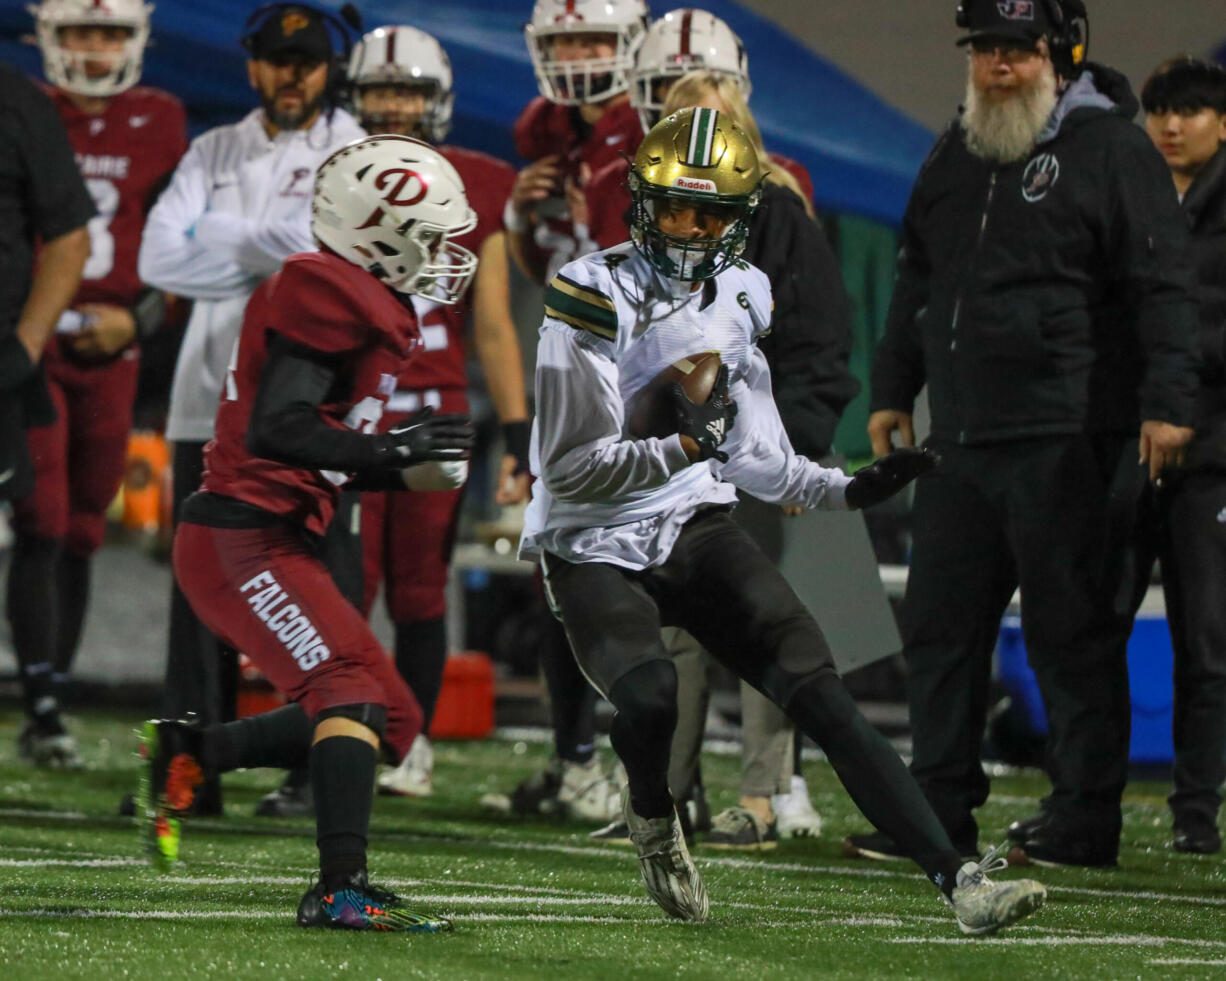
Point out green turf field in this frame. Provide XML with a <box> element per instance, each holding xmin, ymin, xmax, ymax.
<box><xmin>1</xmin><ymin>711</ymin><xmax>1223</xmax><ymax>980</ymax></box>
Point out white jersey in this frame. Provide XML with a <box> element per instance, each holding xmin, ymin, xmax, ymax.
<box><xmin>138</xmin><ymin>107</ymin><xmax>364</xmax><ymax>441</ymax></box>
<box><xmin>520</xmin><ymin>243</ymin><xmax>851</xmax><ymax>570</ymax></box>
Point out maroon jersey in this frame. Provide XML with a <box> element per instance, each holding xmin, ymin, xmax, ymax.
<box><xmin>48</xmin><ymin>85</ymin><xmax>187</xmax><ymax>308</ymax></box>
<box><xmin>513</xmin><ymin>98</ymin><xmax>643</xmax><ymax>276</ymax></box>
<box><xmin>396</xmin><ymin>145</ymin><xmax>515</xmax><ymax>393</ymax></box>
<box><xmin>202</xmin><ymin>251</ymin><xmax>420</xmax><ymax>537</ymax></box>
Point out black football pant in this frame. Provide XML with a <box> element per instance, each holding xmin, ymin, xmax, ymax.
<box><xmin>543</xmin><ymin>508</ymin><xmax>962</xmax><ymax>886</ymax></box>
<box><xmin>902</xmin><ymin>435</ymin><xmax>1143</xmax><ymax>844</ymax></box>
<box><xmin>1133</xmin><ymin>471</ymin><xmax>1226</xmax><ymax>827</ymax></box>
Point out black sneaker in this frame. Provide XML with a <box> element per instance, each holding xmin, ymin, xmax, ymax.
<box><xmin>297</xmin><ymin>870</ymin><xmax>453</xmax><ymax>932</ymax></box>
<box><xmin>1172</xmin><ymin>814</ymin><xmax>1221</xmax><ymax>855</ymax></box>
<box><xmin>1008</xmin><ymin>829</ymin><xmax>1119</xmax><ymax>868</ymax></box>
<box><xmin>844</xmin><ymin>828</ymin><xmax>979</xmax><ymax>862</ymax></box>
<box><xmin>136</xmin><ymin>718</ymin><xmax>207</xmax><ymax>870</ymax></box>
<box><xmin>509</xmin><ymin>760</ymin><xmax>564</xmax><ymax>817</ymax></box>
<box><xmin>1007</xmin><ymin>811</ymin><xmax>1050</xmax><ymax>843</ymax></box>
<box><xmin>255</xmin><ymin>770</ymin><xmax>314</xmax><ymax>818</ymax></box>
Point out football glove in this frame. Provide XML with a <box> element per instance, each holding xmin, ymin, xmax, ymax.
<box><xmin>672</xmin><ymin>364</ymin><xmax>737</xmax><ymax>464</ymax></box>
<box><xmin>0</xmin><ymin>335</ymin><xmax>34</xmax><ymax>392</ymax></box>
<box><xmin>845</xmin><ymin>446</ymin><xmax>940</xmax><ymax>510</ymax></box>
<box><xmin>386</xmin><ymin>407</ymin><xmax>474</xmax><ymax>463</ymax></box>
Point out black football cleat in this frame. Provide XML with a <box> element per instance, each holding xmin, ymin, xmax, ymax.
<box><xmin>297</xmin><ymin>870</ymin><xmax>454</xmax><ymax>933</ymax></box>
<box><xmin>1006</xmin><ymin>811</ymin><xmax>1050</xmax><ymax>843</ymax></box>
<box><xmin>1172</xmin><ymin>814</ymin><xmax>1221</xmax><ymax>855</ymax></box>
<box><xmin>255</xmin><ymin>770</ymin><xmax>314</xmax><ymax>818</ymax></box>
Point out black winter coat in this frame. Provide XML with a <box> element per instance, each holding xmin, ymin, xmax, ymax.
<box><xmin>746</xmin><ymin>183</ymin><xmax>859</xmax><ymax>459</ymax></box>
<box><xmin>870</xmin><ymin>64</ymin><xmax>1199</xmax><ymax>444</ymax></box>
<box><xmin>1182</xmin><ymin>145</ymin><xmax>1226</xmax><ymax>472</ymax></box>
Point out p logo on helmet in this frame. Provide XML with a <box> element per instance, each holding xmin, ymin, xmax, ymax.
<box><xmin>281</xmin><ymin>10</ymin><xmax>310</xmax><ymax>35</ymax></box>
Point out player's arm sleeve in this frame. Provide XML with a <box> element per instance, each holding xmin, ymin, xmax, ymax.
<box><xmin>717</xmin><ymin>346</ymin><xmax>852</xmax><ymax>510</ymax></box>
<box><xmin>20</xmin><ymin>82</ymin><xmax>95</xmax><ymax>241</ymax></box>
<box><xmin>247</xmin><ymin>332</ymin><xmax>396</xmax><ymax>472</ymax></box>
<box><xmin>138</xmin><ymin>141</ymin><xmax>256</xmax><ymax>298</ymax></box>
<box><xmin>535</xmin><ymin>322</ymin><xmax>691</xmax><ymax>503</ymax></box>
<box><xmin>1107</xmin><ymin>128</ymin><xmax>1200</xmax><ymax>427</ymax></box>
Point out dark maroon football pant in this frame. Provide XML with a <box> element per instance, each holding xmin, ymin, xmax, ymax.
<box><xmin>15</xmin><ymin>349</ymin><xmax>139</xmax><ymax>555</ymax></box>
<box><xmin>173</xmin><ymin>521</ymin><xmax>422</xmax><ymax>762</ymax></box>
<box><xmin>361</xmin><ymin>388</ymin><xmax>467</xmax><ymax>621</ymax></box>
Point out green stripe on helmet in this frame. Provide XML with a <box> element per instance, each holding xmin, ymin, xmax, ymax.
<box><xmin>686</xmin><ymin>108</ymin><xmax>717</xmax><ymax>167</ymax></box>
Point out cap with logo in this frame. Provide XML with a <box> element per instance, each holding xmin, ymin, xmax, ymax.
<box><xmin>245</xmin><ymin>5</ymin><xmax>333</xmax><ymax>63</ymax></box>
<box><xmin>956</xmin><ymin>0</ymin><xmax>1055</xmax><ymax>47</ymax></box>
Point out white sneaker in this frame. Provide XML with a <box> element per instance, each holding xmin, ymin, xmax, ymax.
<box><xmin>557</xmin><ymin>756</ymin><xmax>622</xmax><ymax>823</ymax></box>
<box><xmin>623</xmin><ymin>789</ymin><xmax>709</xmax><ymax>922</ymax></box>
<box><xmin>377</xmin><ymin>735</ymin><xmax>433</xmax><ymax>797</ymax></box>
<box><xmin>771</xmin><ymin>775</ymin><xmax>823</xmax><ymax>839</ymax></box>
<box><xmin>946</xmin><ymin>843</ymin><xmax>1046</xmax><ymax>935</ymax></box>
<box><xmin>18</xmin><ymin>720</ymin><xmax>83</xmax><ymax>769</ymax></box>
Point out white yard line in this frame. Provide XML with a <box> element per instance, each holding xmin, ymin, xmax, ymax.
<box><xmin>890</xmin><ymin>934</ymin><xmax>1226</xmax><ymax>949</ymax></box>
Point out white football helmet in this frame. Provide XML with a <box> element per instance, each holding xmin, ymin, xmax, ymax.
<box><xmin>631</xmin><ymin>9</ymin><xmax>750</xmax><ymax>131</ymax></box>
<box><xmin>313</xmin><ymin>136</ymin><xmax>478</xmax><ymax>302</ymax></box>
<box><xmin>524</xmin><ymin>0</ymin><xmax>649</xmax><ymax>106</ymax></box>
<box><xmin>29</xmin><ymin>0</ymin><xmax>152</xmax><ymax>97</ymax></box>
<box><xmin>349</xmin><ymin>26</ymin><xmax>454</xmax><ymax>143</ymax></box>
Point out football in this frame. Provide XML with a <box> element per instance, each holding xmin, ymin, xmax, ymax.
<box><xmin>626</xmin><ymin>351</ymin><xmax>723</xmax><ymax>439</ymax></box>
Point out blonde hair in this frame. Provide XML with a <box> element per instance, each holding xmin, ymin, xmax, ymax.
<box><xmin>662</xmin><ymin>71</ymin><xmax>813</xmax><ymax>216</ymax></box>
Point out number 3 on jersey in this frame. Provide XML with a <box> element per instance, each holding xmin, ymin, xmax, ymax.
<box><xmin>82</xmin><ymin>177</ymin><xmax>120</xmax><ymax>280</ymax></box>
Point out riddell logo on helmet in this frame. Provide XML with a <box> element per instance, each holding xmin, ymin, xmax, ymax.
<box><xmin>673</xmin><ymin>176</ymin><xmax>717</xmax><ymax>192</ymax></box>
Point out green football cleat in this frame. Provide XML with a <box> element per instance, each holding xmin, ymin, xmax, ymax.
<box><xmin>136</xmin><ymin>718</ymin><xmax>205</xmax><ymax>871</ymax></box>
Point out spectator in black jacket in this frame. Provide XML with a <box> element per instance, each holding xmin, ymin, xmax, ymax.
<box><xmin>1138</xmin><ymin>56</ymin><xmax>1226</xmax><ymax>855</ymax></box>
<box><xmin>845</xmin><ymin>0</ymin><xmax>1199</xmax><ymax>869</ymax></box>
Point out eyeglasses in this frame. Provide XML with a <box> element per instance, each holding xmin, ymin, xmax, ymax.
<box><xmin>969</xmin><ymin>37</ymin><xmax>1042</xmax><ymax>62</ymax></box>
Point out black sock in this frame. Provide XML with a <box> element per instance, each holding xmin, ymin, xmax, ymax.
<box><xmin>312</xmin><ymin>735</ymin><xmax>376</xmax><ymax>889</ymax></box>
<box><xmin>53</xmin><ymin>552</ymin><xmax>91</xmax><ymax>676</ymax></box>
<box><xmin>785</xmin><ymin>674</ymin><xmax>962</xmax><ymax>895</ymax></box>
<box><xmin>393</xmin><ymin>618</ymin><xmax>447</xmax><ymax>732</ymax></box>
<box><xmin>541</xmin><ymin>616</ymin><xmax>597</xmax><ymax>764</ymax></box>
<box><xmin>204</xmin><ymin>703</ymin><xmax>313</xmax><ymax>772</ymax></box>
<box><xmin>8</xmin><ymin>535</ymin><xmax>63</xmax><ymax>721</ymax></box>
<box><xmin>609</xmin><ymin>660</ymin><xmax>678</xmax><ymax>820</ymax></box>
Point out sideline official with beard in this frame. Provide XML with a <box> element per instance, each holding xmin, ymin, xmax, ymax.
<box><xmin>843</xmin><ymin>0</ymin><xmax>1200</xmax><ymax>870</ymax></box>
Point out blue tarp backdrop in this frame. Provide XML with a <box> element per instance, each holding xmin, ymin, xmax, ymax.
<box><xmin>0</xmin><ymin>0</ymin><xmax>934</xmax><ymax>224</ymax></box>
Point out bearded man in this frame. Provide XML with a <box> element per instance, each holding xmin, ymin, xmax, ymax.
<box><xmin>843</xmin><ymin>0</ymin><xmax>1200</xmax><ymax>869</ymax></box>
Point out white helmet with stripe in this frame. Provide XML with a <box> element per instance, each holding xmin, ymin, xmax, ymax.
<box><xmin>524</xmin><ymin>0</ymin><xmax>650</xmax><ymax>107</ymax></box>
<box><xmin>313</xmin><ymin>135</ymin><xmax>478</xmax><ymax>302</ymax></box>
<box><xmin>631</xmin><ymin>9</ymin><xmax>749</xmax><ymax>132</ymax></box>
<box><xmin>29</xmin><ymin>0</ymin><xmax>152</xmax><ymax>97</ymax></box>
<box><xmin>348</xmin><ymin>25</ymin><xmax>454</xmax><ymax>143</ymax></box>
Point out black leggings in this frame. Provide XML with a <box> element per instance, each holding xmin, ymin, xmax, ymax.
<box><xmin>544</xmin><ymin>509</ymin><xmax>961</xmax><ymax>889</ymax></box>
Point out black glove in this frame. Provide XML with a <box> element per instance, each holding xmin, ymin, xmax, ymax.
<box><xmin>0</xmin><ymin>334</ymin><xmax>34</xmax><ymax>392</ymax></box>
<box><xmin>385</xmin><ymin>406</ymin><xmax>474</xmax><ymax>463</ymax></box>
<box><xmin>501</xmin><ymin>419</ymin><xmax>532</xmax><ymax>475</ymax></box>
<box><xmin>845</xmin><ymin>446</ymin><xmax>940</xmax><ymax>510</ymax></box>
<box><xmin>672</xmin><ymin>363</ymin><xmax>738</xmax><ymax>464</ymax></box>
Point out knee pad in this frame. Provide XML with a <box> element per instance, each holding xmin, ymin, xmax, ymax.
<box><xmin>314</xmin><ymin>703</ymin><xmax>388</xmax><ymax>739</ymax></box>
<box><xmin>609</xmin><ymin>659</ymin><xmax>678</xmax><ymax>735</ymax></box>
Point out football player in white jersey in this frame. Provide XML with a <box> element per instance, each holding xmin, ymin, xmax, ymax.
<box><xmin>519</xmin><ymin>107</ymin><xmax>1047</xmax><ymax>935</ymax></box>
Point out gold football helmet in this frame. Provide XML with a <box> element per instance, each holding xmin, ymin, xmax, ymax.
<box><xmin>628</xmin><ymin>107</ymin><xmax>763</xmax><ymax>282</ymax></box>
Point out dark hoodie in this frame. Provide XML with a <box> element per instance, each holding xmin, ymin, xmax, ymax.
<box><xmin>871</xmin><ymin>64</ymin><xmax>1200</xmax><ymax>445</ymax></box>
<box><xmin>1181</xmin><ymin>144</ymin><xmax>1226</xmax><ymax>472</ymax></box>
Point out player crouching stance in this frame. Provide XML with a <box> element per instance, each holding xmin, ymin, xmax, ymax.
<box><xmin>141</xmin><ymin>135</ymin><xmax>476</xmax><ymax>932</ymax></box>
<box><xmin>520</xmin><ymin>108</ymin><xmax>1047</xmax><ymax>935</ymax></box>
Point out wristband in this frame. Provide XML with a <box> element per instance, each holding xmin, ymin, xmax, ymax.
<box><xmin>130</xmin><ymin>288</ymin><xmax>167</xmax><ymax>341</ymax></box>
<box><xmin>501</xmin><ymin>419</ymin><xmax>532</xmax><ymax>474</ymax></box>
<box><xmin>502</xmin><ymin>197</ymin><xmax>530</xmax><ymax>235</ymax></box>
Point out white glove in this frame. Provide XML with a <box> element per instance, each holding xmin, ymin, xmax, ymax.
<box><xmin>401</xmin><ymin>459</ymin><xmax>469</xmax><ymax>492</ymax></box>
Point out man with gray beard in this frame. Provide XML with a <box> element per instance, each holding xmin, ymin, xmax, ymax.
<box><xmin>844</xmin><ymin>0</ymin><xmax>1199</xmax><ymax>869</ymax></box>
